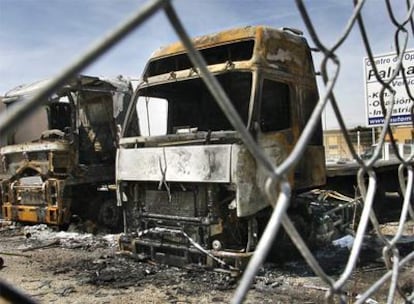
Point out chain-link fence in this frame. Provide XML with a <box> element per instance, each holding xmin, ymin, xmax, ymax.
<box><xmin>0</xmin><ymin>0</ymin><xmax>413</xmax><ymax>303</ymax></box>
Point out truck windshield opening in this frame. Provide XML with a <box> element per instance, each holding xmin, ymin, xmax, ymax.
<box><xmin>135</xmin><ymin>72</ymin><xmax>252</xmax><ymax>136</ymax></box>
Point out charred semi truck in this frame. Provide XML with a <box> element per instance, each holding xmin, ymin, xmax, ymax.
<box><xmin>116</xmin><ymin>26</ymin><xmax>400</xmax><ymax>269</ymax></box>
<box><xmin>1</xmin><ymin>75</ymin><xmax>132</xmax><ymax>229</ymax></box>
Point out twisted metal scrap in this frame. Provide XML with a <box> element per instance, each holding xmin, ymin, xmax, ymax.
<box><xmin>0</xmin><ymin>0</ymin><xmax>413</xmax><ymax>303</ymax></box>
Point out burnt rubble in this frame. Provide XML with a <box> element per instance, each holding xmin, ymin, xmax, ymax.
<box><xmin>0</xmin><ymin>221</ymin><xmax>413</xmax><ymax>303</ymax></box>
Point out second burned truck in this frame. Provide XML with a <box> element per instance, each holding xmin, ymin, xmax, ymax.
<box><xmin>116</xmin><ymin>26</ymin><xmax>401</xmax><ymax>269</ymax></box>
<box><xmin>1</xmin><ymin>75</ymin><xmax>132</xmax><ymax>230</ymax></box>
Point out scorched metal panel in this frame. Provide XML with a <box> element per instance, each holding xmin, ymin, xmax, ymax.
<box><xmin>117</xmin><ymin>144</ymin><xmax>232</xmax><ymax>183</ymax></box>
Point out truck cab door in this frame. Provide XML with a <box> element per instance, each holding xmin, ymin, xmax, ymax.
<box><xmin>254</xmin><ymin>78</ymin><xmax>296</xmax><ymax>184</ymax></box>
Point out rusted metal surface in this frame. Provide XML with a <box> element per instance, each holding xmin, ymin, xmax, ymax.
<box><xmin>148</xmin><ymin>26</ymin><xmax>313</xmax><ymax>79</ymax></box>
<box><xmin>0</xmin><ymin>75</ymin><xmax>132</xmax><ymax>227</ymax></box>
<box><xmin>151</xmin><ymin>26</ymin><xmax>259</xmax><ymax>59</ymax></box>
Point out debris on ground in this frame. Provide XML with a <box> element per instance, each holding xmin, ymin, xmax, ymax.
<box><xmin>19</xmin><ymin>224</ymin><xmax>119</xmax><ymax>251</ymax></box>
<box><xmin>332</xmin><ymin>234</ymin><xmax>354</xmax><ymax>249</ymax></box>
<box><xmin>0</xmin><ymin>220</ymin><xmax>413</xmax><ymax>303</ymax></box>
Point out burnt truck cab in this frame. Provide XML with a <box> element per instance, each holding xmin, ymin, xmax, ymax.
<box><xmin>1</xmin><ymin>75</ymin><xmax>132</xmax><ymax>227</ymax></box>
<box><xmin>117</xmin><ymin>26</ymin><xmax>325</xmax><ymax>268</ymax></box>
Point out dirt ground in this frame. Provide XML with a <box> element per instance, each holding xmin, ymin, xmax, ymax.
<box><xmin>0</xmin><ymin>222</ymin><xmax>413</xmax><ymax>304</ymax></box>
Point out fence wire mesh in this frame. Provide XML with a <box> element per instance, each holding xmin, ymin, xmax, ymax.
<box><xmin>0</xmin><ymin>0</ymin><xmax>413</xmax><ymax>303</ymax></box>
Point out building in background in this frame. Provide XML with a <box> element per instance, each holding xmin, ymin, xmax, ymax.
<box><xmin>324</xmin><ymin>129</ymin><xmax>352</xmax><ymax>162</ymax></box>
<box><xmin>324</xmin><ymin>125</ymin><xmax>413</xmax><ymax>162</ymax></box>
<box><xmin>386</xmin><ymin>125</ymin><xmax>413</xmax><ymax>144</ymax></box>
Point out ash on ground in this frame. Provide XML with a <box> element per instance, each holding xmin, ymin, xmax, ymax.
<box><xmin>1</xmin><ymin>221</ymin><xmax>413</xmax><ymax>303</ymax></box>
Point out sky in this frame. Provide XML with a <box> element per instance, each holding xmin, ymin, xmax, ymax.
<box><xmin>0</xmin><ymin>0</ymin><xmax>413</xmax><ymax>129</ymax></box>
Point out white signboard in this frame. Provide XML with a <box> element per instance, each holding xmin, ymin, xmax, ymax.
<box><xmin>364</xmin><ymin>49</ymin><xmax>414</xmax><ymax>126</ymax></box>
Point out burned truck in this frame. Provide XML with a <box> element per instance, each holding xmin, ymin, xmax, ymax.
<box><xmin>1</xmin><ymin>75</ymin><xmax>132</xmax><ymax>229</ymax></box>
<box><xmin>116</xmin><ymin>26</ymin><xmax>330</xmax><ymax>268</ymax></box>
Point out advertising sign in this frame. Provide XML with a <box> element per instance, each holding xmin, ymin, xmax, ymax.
<box><xmin>364</xmin><ymin>49</ymin><xmax>414</xmax><ymax>126</ymax></box>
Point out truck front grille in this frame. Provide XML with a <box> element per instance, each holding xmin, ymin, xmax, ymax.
<box><xmin>144</xmin><ymin>189</ymin><xmax>207</xmax><ymax>218</ymax></box>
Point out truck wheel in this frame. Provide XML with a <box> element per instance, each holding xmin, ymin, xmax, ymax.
<box><xmin>98</xmin><ymin>199</ymin><xmax>122</xmax><ymax>230</ymax></box>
